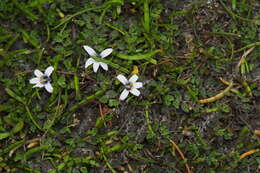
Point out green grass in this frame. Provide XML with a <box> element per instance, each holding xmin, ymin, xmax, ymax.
<box><xmin>0</xmin><ymin>0</ymin><xmax>260</xmax><ymax>172</ymax></box>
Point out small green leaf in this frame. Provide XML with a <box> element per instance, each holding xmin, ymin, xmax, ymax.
<box><xmin>11</xmin><ymin>0</ymin><xmax>39</xmax><ymax>21</ymax></box>
<box><xmin>11</xmin><ymin>120</ymin><xmax>24</xmax><ymax>134</ymax></box>
<box><xmin>0</xmin><ymin>139</ymin><xmax>25</xmax><ymax>155</ymax></box>
<box><xmin>0</xmin><ymin>132</ymin><xmax>11</xmax><ymax>140</ymax></box>
<box><xmin>181</xmin><ymin>103</ymin><xmax>190</xmax><ymax>113</ymax></box>
<box><xmin>24</xmin><ymin>145</ymin><xmax>49</xmax><ymax>160</ymax></box>
<box><xmin>57</xmin><ymin>75</ymin><xmax>66</xmax><ymax>88</ymax></box>
<box><xmin>115</xmin><ymin>49</ymin><xmax>160</xmax><ymax>64</ymax></box>
<box><xmin>5</xmin><ymin>88</ymin><xmax>25</xmax><ymax>104</ymax></box>
<box><xmin>164</xmin><ymin>95</ymin><xmax>174</xmax><ymax>106</ymax></box>
<box><xmin>108</xmin><ymin>99</ymin><xmax>119</xmax><ymax>107</ymax></box>
<box><xmin>21</xmin><ymin>30</ymin><xmax>40</xmax><ymax>48</ymax></box>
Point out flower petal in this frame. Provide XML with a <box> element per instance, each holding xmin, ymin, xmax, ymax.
<box><xmin>34</xmin><ymin>69</ymin><xmax>43</xmax><ymax>77</ymax></box>
<box><xmin>117</xmin><ymin>74</ymin><xmax>128</xmax><ymax>85</ymax></box>
<box><xmin>83</xmin><ymin>45</ymin><xmax>98</xmax><ymax>57</ymax></box>
<box><xmin>45</xmin><ymin>66</ymin><xmax>54</xmax><ymax>77</ymax></box>
<box><xmin>129</xmin><ymin>75</ymin><xmax>138</xmax><ymax>83</ymax></box>
<box><xmin>133</xmin><ymin>82</ymin><xmax>143</xmax><ymax>89</ymax></box>
<box><xmin>100</xmin><ymin>62</ymin><xmax>108</xmax><ymax>71</ymax></box>
<box><xmin>119</xmin><ymin>89</ymin><xmax>129</xmax><ymax>101</ymax></box>
<box><xmin>130</xmin><ymin>88</ymin><xmax>140</xmax><ymax>96</ymax></box>
<box><xmin>33</xmin><ymin>83</ymin><xmax>44</xmax><ymax>88</ymax></box>
<box><xmin>93</xmin><ymin>62</ymin><xmax>100</xmax><ymax>73</ymax></box>
<box><xmin>30</xmin><ymin>77</ymin><xmax>40</xmax><ymax>84</ymax></box>
<box><xmin>44</xmin><ymin>82</ymin><xmax>53</xmax><ymax>93</ymax></box>
<box><xmin>85</xmin><ymin>58</ymin><xmax>95</xmax><ymax>68</ymax></box>
<box><xmin>100</xmin><ymin>48</ymin><xmax>113</xmax><ymax>58</ymax></box>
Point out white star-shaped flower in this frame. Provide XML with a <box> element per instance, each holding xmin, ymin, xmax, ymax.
<box><xmin>29</xmin><ymin>66</ymin><xmax>54</xmax><ymax>93</ymax></box>
<box><xmin>117</xmin><ymin>74</ymin><xmax>143</xmax><ymax>101</ymax></box>
<box><xmin>83</xmin><ymin>45</ymin><xmax>113</xmax><ymax>73</ymax></box>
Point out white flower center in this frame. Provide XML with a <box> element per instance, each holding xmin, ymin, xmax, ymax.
<box><xmin>40</xmin><ymin>75</ymin><xmax>51</xmax><ymax>84</ymax></box>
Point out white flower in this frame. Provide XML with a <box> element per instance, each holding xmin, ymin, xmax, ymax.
<box><xmin>117</xmin><ymin>74</ymin><xmax>143</xmax><ymax>101</ymax></box>
<box><xmin>83</xmin><ymin>45</ymin><xmax>113</xmax><ymax>73</ymax></box>
<box><xmin>29</xmin><ymin>66</ymin><xmax>54</xmax><ymax>93</ymax></box>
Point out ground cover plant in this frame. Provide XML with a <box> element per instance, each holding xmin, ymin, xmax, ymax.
<box><xmin>0</xmin><ymin>0</ymin><xmax>260</xmax><ymax>172</ymax></box>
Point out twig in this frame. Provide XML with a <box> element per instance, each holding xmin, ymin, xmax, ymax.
<box><xmin>236</xmin><ymin>47</ymin><xmax>255</xmax><ymax>71</ymax></box>
<box><xmin>202</xmin><ymin>32</ymin><xmax>241</xmax><ymax>37</ymax></box>
<box><xmin>240</xmin><ymin>149</ymin><xmax>259</xmax><ymax>159</ymax></box>
<box><xmin>198</xmin><ymin>81</ymin><xmax>233</xmax><ymax>103</ymax></box>
<box><xmin>234</xmin><ymin>42</ymin><xmax>260</xmax><ymax>53</ymax></box>
<box><xmin>99</xmin><ymin>103</ymin><xmax>106</xmax><ymax>127</ymax></box>
<box><xmin>157</xmin><ymin>58</ymin><xmax>176</xmax><ymax>65</ymax></box>
<box><xmin>254</xmin><ymin>130</ymin><xmax>260</xmax><ymax>136</ymax></box>
<box><xmin>55</xmin><ymin>70</ymin><xmax>75</xmax><ymax>75</ymax></box>
<box><xmin>169</xmin><ymin>139</ymin><xmax>193</xmax><ymax>173</ymax></box>
<box><xmin>219</xmin><ymin>77</ymin><xmax>231</xmax><ymax>86</ymax></box>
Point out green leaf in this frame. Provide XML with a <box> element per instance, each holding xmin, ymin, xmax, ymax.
<box><xmin>28</xmin><ymin>0</ymin><xmax>53</xmax><ymax>7</ymax></box>
<box><xmin>11</xmin><ymin>120</ymin><xmax>24</xmax><ymax>134</ymax></box>
<box><xmin>74</xmin><ymin>74</ymin><xmax>81</xmax><ymax>99</ymax></box>
<box><xmin>0</xmin><ymin>132</ymin><xmax>11</xmax><ymax>140</ymax></box>
<box><xmin>5</xmin><ymin>88</ymin><xmax>25</xmax><ymax>104</ymax></box>
<box><xmin>108</xmin><ymin>99</ymin><xmax>119</xmax><ymax>107</ymax></box>
<box><xmin>143</xmin><ymin>0</ymin><xmax>150</xmax><ymax>33</ymax></box>
<box><xmin>0</xmin><ymin>139</ymin><xmax>25</xmax><ymax>155</ymax></box>
<box><xmin>164</xmin><ymin>95</ymin><xmax>174</xmax><ymax>106</ymax></box>
<box><xmin>181</xmin><ymin>103</ymin><xmax>189</xmax><ymax>113</ymax></box>
<box><xmin>21</xmin><ymin>29</ymin><xmax>40</xmax><ymax>48</ymax></box>
<box><xmin>11</xmin><ymin>0</ymin><xmax>39</xmax><ymax>21</ymax></box>
<box><xmin>57</xmin><ymin>75</ymin><xmax>66</xmax><ymax>88</ymax></box>
<box><xmin>115</xmin><ymin>49</ymin><xmax>161</xmax><ymax>64</ymax></box>
<box><xmin>24</xmin><ymin>145</ymin><xmax>49</xmax><ymax>160</ymax></box>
